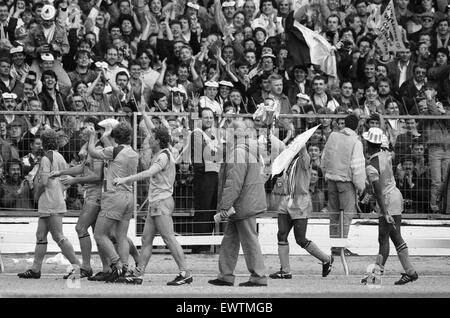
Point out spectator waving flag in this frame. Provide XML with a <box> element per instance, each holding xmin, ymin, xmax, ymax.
<box><xmin>374</xmin><ymin>0</ymin><xmax>406</xmax><ymax>55</ymax></box>
<box><xmin>284</xmin><ymin>11</ymin><xmax>337</xmax><ymax>79</ymax></box>
<box><xmin>271</xmin><ymin>125</ymin><xmax>321</xmax><ymax>177</ymax></box>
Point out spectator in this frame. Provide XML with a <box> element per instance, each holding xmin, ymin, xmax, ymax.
<box><xmin>0</xmin><ymin>159</ymin><xmax>33</xmax><ymax>209</ymax></box>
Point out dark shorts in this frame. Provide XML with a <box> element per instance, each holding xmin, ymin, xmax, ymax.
<box><xmin>99</xmin><ymin>191</ymin><xmax>134</xmax><ymax>221</ymax></box>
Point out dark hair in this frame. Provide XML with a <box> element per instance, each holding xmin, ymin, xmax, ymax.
<box><xmin>345</xmin><ymin>114</ymin><xmax>359</xmax><ymax>131</ymax></box>
<box><xmin>40</xmin><ymin>129</ymin><xmax>59</xmax><ymax>151</ymax></box>
<box><xmin>83</xmin><ymin>116</ymin><xmax>101</xmax><ymax>131</ymax></box>
<box><xmin>111</xmin><ymin>122</ymin><xmax>132</xmax><ymax>145</ymax></box>
<box><xmin>41</xmin><ymin>70</ymin><xmax>58</xmax><ymax>81</ymax></box>
<box><xmin>151</xmin><ymin>127</ymin><xmax>172</xmax><ymax>149</ymax></box>
<box><xmin>259</xmin><ymin>0</ymin><xmax>277</xmax><ymax>11</ymax></box>
<box><xmin>5</xmin><ymin>159</ymin><xmax>22</xmax><ymax>175</ymax></box>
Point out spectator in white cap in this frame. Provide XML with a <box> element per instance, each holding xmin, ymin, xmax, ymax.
<box><xmin>217</xmin><ymin>80</ymin><xmax>233</xmax><ymax>107</ymax></box>
<box><xmin>214</xmin><ymin>0</ymin><xmax>236</xmax><ymax>36</ymax></box>
<box><xmin>199</xmin><ymin>80</ymin><xmax>221</xmax><ymax>114</ymax></box>
<box><xmin>0</xmin><ymin>57</ymin><xmax>24</xmax><ymax>97</ymax></box>
<box><xmin>23</xmin><ymin>4</ymin><xmax>72</xmax><ymax>96</ymax></box>
<box><xmin>9</xmin><ymin>46</ymin><xmax>30</xmax><ymax>84</ymax></box>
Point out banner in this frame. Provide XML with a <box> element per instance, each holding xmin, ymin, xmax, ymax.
<box><xmin>376</xmin><ymin>0</ymin><xmax>406</xmax><ymax>54</ymax></box>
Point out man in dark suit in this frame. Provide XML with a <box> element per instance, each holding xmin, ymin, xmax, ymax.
<box><xmin>386</xmin><ymin>43</ymin><xmax>415</xmax><ymax>90</ymax></box>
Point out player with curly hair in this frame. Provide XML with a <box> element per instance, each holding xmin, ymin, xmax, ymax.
<box><xmin>113</xmin><ymin>104</ymin><xmax>193</xmax><ymax>286</ymax></box>
<box><xmin>18</xmin><ymin>129</ymin><xmax>82</xmax><ymax>280</ymax></box>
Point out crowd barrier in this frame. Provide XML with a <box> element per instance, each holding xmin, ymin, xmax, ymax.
<box><xmin>1</xmin><ymin>111</ymin><xmax>449</xmax><ymax>256</ymax></box>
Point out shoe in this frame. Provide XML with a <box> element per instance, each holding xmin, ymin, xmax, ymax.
<box><xmin>208</xmin><ymin>278</ymin><xmax>233</xmax><ymax>286</ymax></box>
<box><xmin>344</xmin><ymin>248</ymin><xmax>358</xmax><ymax>256</ymax></box>
<box><xmin>360</xmin><ymin>274</ymin><xmax>374</xmax><ymax>285</ymax></box>
<box><xmin>269</xmin><ymin>270</ymin><xmax>292</xmax><ymax>279</ymax></box>
<box><xmin>63</xmin><ymin>268</ymin><xmax>93</xmax><ymax>280</ymax></box>
<box><xmin>88</xmin><ymin>271</ymin><xmax>110</xmax><ymax>281</ymax></box>
<box><xmin>322</xmin><ymin>256</ymin><xmax>334</xmax><ymax>277</ymax></box>
<box><xmin>238</xmin><ymin>281</ymin><xmax>267</xmax><ymax>287</ymax></box>
<box><xmin>18</xmin><ymin>269</ymin><xmax>41</xmax><ymax>279</ymax></box>
<box><xmin>105</xmin><ymin>265</ymin><xmax>122</xmax><ymax>283</ymax></box>
<box><xmin>114</xmin><ymin>270</ymin><xmax>143</xmax><ymax>285</ymax></box>
<box><xmin>167</xmin><ymin>272</ymin><xmax>193</xmax><ymax>286</ymax></box>
<box><xmin>394</xmin><ymin>272</ymin><xmax>418</xmax><ymax>285</ymax></box>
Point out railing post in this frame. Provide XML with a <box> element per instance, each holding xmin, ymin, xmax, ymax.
<box><xmin>340</xmin><ymin>210</ymin><xmax>349</xmax><ymax>275</ymax></box>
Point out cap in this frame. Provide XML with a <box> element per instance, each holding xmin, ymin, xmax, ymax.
<box><xmin>362</xmin><ymin>127</ymin><xmax>383</xmax><ymax>144</ymax></box>
<box><xmin>10</xmin><ymin>46</ymin><xmax>24</xmax><ymax>54</ymax></box>
<box><xmin>187</xmin><ymin>2</ymin><xmax>200</xmax><ymax>10</ymax></box>
<box><xmin>98</xmin><ymin>118</ymin><xmax>120</xmax><ymax>129</ymax></box>
<box><xmin>2</xmin><ymin>92</ymin><xmax>17</xmax><ymax>99</ymax></box>
<box><xmin>419</xmin><ymin>11</ymin><xmax>435</xmax><ymax>20</ymax></box>
<box><xmin>261</xmin><ymin>53</ymin><xmax>276</xmax><ymax>60</ymax></box>
<box><xmin>8</xmin><ymin>117</ymin><xmax>25</xmax><ymax>128</ymax></box>
<box><xmin>219</xmin><ymin>80</ymin><xmax>234</xmax><ymax>88</ymax></box>
<box><xmin>222</xmin><ymin>1</ymin><xmax>236</xmax><ymax>8</ymax></box>
<box><xmin>204</xmin><ymin>80</ymin><xmax>219</xmax><ymax>88</ymax></box>
<box><xmin>95</xmin><ymin>61</ymin><xmax>108</xmax><ymax>69</ymax></box>
<box><xmin>41</xmin><ymin>53</ymin><xmax>54</xmax><ymax>61</ymax></box>
<box><xmin>41</xmin><ymin>5</ymin><xmax>56</xmax><ymax>21</ymax></box>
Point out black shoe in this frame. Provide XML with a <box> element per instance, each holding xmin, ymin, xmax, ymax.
<box><xmin>63</xmin><ymin>267</ymin><xmax>93</xmax><ymax>280</ymax></box>
<box><xmin>269</xmin><ymin>270</ymin><xmax>292</xmax><ymax>279</ymax></box>
<box><xmin>114</xmin><ymin>270</ymin><xmax>143</xmax><ymax>285</ymax></box>
<box><xmin>18</xmin><ymin>269</ymin><xmax>41</xmax><ymax>279</ymax></box>
<box><xmin>322</xmin><ymin>256</ymin><xmax>334</xmax><ymax>277</ymax></box>
<box><xmin>344</xmin><ymin>248</ymin><xmax>358</xmax><ymax>256</ymax></box>
<box><xmin>88</xmin><ymin>271</ymin><xmax>111</xmax><ymax>281</ymax></box>
<box><xmin>105</xmin><ymin>265</ymin><xmax>122</xmax><ymax>283</ymax></box>
<box><xmin>394</xmin><ymin>272</ymin><xmax>418</xmax><ymax>285</ymax></box>
<box><xmin>238</xmin><ymin>281</ymin><xmax>267</xmax><ymax>287</ymax></box>
<box><xmin>167</xmin><ymin>272</ymin><xmax>193</xmax><ymax>286</ymax></box>
<box><xmin>208</xmin><ymin>278</ymin><xmax>233</xmax><ymax>286</ymax></box>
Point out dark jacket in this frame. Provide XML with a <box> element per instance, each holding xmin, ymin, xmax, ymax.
<box><xmin>38</xmin><ymin>88</ymin><xmax>67</xmax><ymax>127</ymax></box>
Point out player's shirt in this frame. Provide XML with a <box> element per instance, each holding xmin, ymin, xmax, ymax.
<box><xmin>82</xmin><ymin>142</ymin><xmax>103</xmax><ymax>195</ymax></box>
<box><xmin>38</xmin><ymin>150</ymin><xmax>68</xmax><ymax>214</ymax></box>
<box><xmin>102</xmin><ymin>145</ymin><xmax>138</xmax><ymax>193</ymax></box>
<box><xmin>366</xmin><ymin>151</ymin><xmax>403</xmax><ymax>215</ymax></box>
<box><xmin>148</xmin><ymin>148</ymin><xmax>176</xmax><ymax>204</ymax></box>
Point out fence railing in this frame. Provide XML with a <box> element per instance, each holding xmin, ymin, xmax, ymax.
<box><xmin>1</xmin><ymin>111</ymin><xmax>449</xmax><ymax>240</ymax></box>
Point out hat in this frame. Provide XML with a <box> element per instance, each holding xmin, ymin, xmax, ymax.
<box><xmin>204</xmin><ymin>80</ymin><xmax>219</xmax><ymax>88</ymax></box>
<box><xmin>187</xmin><ymin>2</ymin><xmax>200</xmax><ymax>10</ymax></box>
<box><xmin>362</xmin><ymin>127</ymin><xmax>383</xmax><ymax>144</ymax></box>
<box><xmin>222</xmin><ymin>1</ymin><xmax>236</xmax><ymax>8</ymax></box>
<box><xmin>419</xmin><ymin>11</ymin><xmax>435</xmax><ymax>20</ymax></box>
<box><xmin>261</xmin><ymin>53</ymin><xmax>276</xmax><ymax>60</ymax></box>
<box><xmin>296</xmin><ymin>93</ymin><xmax>311</xmax><ymax>102</ymax></box>
<box><xmin>41</xmin><ymin>53</ymin><xmax>54</xmax><ymax>61</ymax></box>
<box><xmin>9</xmin><ymin>117</ymin><xmax>25</xmax><ymax>128</ymax></box>
<box><xmin>98</xmin><ymin>118</ymin><xmax>120</xmax><ymax>129</ymax></box>
<box><xmin>10</xmin><ymin>46</ymin><xmax>24</xmax><ymax>54</ymax></box>
<box><xmin>95</xmin><ymin>61</ymin><xmax>108</xmax><ymax>69</ymax></box>
<box><xmin>2</xmin><ymin>92</ymin><xmax>17</xmax><ymax>99</ymax></box>
<box><xmin>219</xmin><ymin>80</ymin><xmax>234</xmax><ymax>88</ymax></box>
<box><xmin>41</xmin><ymin>5</ymin><xmax>56</xmax><ymax>21</ymax></box>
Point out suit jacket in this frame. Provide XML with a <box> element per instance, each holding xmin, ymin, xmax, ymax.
<box><xmin>386</xmin><ymin>60</ymin><xmax>415</xmax><ymax>90</ymax></box>
<box><xmin>0</xmin><ymin>76</ymin><xmax>24</xmax><ymax>96</ymax></box>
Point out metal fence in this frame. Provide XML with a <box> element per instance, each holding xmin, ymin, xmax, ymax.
<box><xmin>1</xmin><ymin>111</ymin><xmax>449</xmax><ymax>241</ymax></box>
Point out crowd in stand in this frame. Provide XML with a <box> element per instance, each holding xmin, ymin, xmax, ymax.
<box><xmin>0</xmin><ymin>0</ymin><xmax>449</xmax><ymax>219</ymax></box>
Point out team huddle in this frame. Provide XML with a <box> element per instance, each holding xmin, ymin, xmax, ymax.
<box><xmin>16</xmin><ymin>109</ymin><xmax>418</xmax><ymax>287</ymax></box>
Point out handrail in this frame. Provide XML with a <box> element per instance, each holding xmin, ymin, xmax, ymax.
<box><xmin>2</xmin><ymin>110</ymin><xmax>450</xmax><ymax>120</ymax></box>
